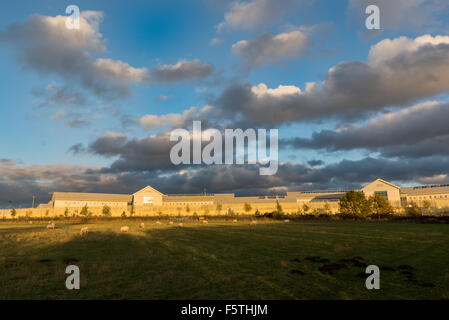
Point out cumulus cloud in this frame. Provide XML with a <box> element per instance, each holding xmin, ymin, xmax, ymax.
<box><xmin>232</xmin><ymin>30</ymin><xmax>310</xmax><ymax>67</ymax></box>
<box><xmin>148</xmin><ymin>59</ymin><xmax>214</xmax><ymax>84</ymax></box>
<box><xmin>217</xmin><ymin>35</ymin><xmax>449</xmax><ymax>126</ymax></box>
<box><xmin>139</xmin><ymin>105</ymin><xmax>213</xmax><ymax>130</ymax></box>
<box><xmin>0</xmin><ymin>11</ymin><xmax>149</xmax><ymax>100</ymax></box>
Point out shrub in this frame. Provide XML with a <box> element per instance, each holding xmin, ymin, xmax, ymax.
<box><xmin>339</xmin><ymin>191</ymin><xmax>371</xmax><ymax>218</ymax></box>
<box><xmin>10</xmin><ymin>208</ymin><xmax>17</xmax><ymax>218</ymax></box>
<box><xmin>64</xmin><ymin>208</ymin><xmax>69</xmax><ymax>217</ymax></box>
<box><xmin>102</xmin><ymin>205</ymin><xmax>111</xmax><ymax>217</ymax></box>
<box><xmin>121</xmin><ymin>211</ymin><xmax>127</xmax><ymax>218</ymax></box>
<box><xmin>243</xmin><ymin>203</ymin><xmax>252</xmax><ymax>214</ymax></box>
<box><xmin>406</xmin><ymin>201</ymin><xmax>422</xmax><ymax>217</ymax></box>
<box><xmin>324</xmin><ymin>203</ymin><xmax>331</xmax><ymax>214</ymax></box>
<box><xmin>216</xmin><ymin>204</ymin><xmax>222</xmax><ymax>214</ymax></box>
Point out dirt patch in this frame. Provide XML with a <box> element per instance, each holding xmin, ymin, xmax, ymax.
<box><xmin>305</xmin><ymin>256</ymin><xmax>330</xmax><ymax>263</ymax></box>
<box><xmin>319</xmin><ymin>263</ymin><xmax>348</xmax><ymax>275</ymax></box>
<box><xmin>290</xmin><ymin>269</ymin><xmax>305</xmax><ymax>275</ymax></box>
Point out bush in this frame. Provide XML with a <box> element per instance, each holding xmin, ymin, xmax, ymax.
<box><xmin>102</xmin><ymin>205</ymin><xmax>111</xmax><ymax>217</ymax></box>
<box><xmin>406</xmin><ymin>201</ymin><xmax>422</xmax><ymax>217</ymax></box>
<box><xmin>339</xmin><ymin>191</ymin><xmax>371</xmax><ymax>218</ymax></box>
<box><xmin>121</xmin><ymin>211</ymin><xmax>127</xmax><ymax>218</ymax></box>
<box><xmin>243</xmin><ymin>203</ymin><xmax>252</xmax><ymax>214</ymax></box>
<box><xmin>10</xmin><ymin>208</ymin><xmax>17</xmax><ymax>218</ymax></box>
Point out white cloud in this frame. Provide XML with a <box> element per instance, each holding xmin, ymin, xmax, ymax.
<box><xmin>232</xmin><ymin>30</ymin><xmax>309</xmax><ymax>67</ymax></box>
<box><xmin>139</xmin><ymin>106</ymin><xmax>213</xmax><ymax>130</ymax></box>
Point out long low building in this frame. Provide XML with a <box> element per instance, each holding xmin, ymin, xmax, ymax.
<box><xmin>37</xmin><ymin>179</ymin><xmax>449</xmax><ymax>213</ymax></box>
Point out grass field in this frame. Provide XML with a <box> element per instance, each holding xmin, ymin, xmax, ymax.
<box><xmin>1</xmin><ymin>219</ymin><xmax>448</xmax><ymax>299</ymax></box>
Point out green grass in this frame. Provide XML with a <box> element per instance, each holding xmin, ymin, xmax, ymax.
<box><xmin>0</xmin><ymin>219</ymin><xmax>448</xmax><ymax>299</ymax></box>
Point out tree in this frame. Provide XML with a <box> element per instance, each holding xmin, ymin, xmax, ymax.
<box><xmin>243</xmin><ymin>203</ymin><xmax>252</xmax><ymax>214</ymax></box>
<box><xmin>102</xmin><ymin>205</ymin><xmax>111</xmax><ymax>217</ymax></box>
<box><xmin>129</xmin><ymin>204</ymin><xmax>135</xmax><ymax>216</ymax></box>
<box><xmin>185</xmin><ymin>205</ymin><xmax>190</xmax><ymax>214</ymax></box>
<box><xmin>406</xmin><ymin>201</ymin><xmax>422</xmax><ymax>216</ymax></box>
<box><xmin>121</xmin><ymin>211</ymin><xmax>127</xmax><ymax>218</ymax></box>
<box><xmin>275</xmin><ymin>200</ymin><xmax>283</xmax><ymax>214</ymax></box>
<box><xmin>10</xmin><ymin>208</ymin><xmax>17</xmax><ymax>218</ymax></box>
<box><xmin>216</xmin><ymin>204</ymin><xmax>222</xmax><ymax>215</ymax></box>
<box><xmin>423</xmin><ymin>200</ymin><xmax>432</xmax><ymax>213</ymax></box>
<box><xmin>370</xmin><ymin>194</ymin><xmax>394</xmax><ymax>219</ymax></box>
<box><xmin>339</xmin><ymin>191</ymin><xmax>371</xmax><ymax>218</ymax></box>
<box><xmin>302</xmin><ymin>203</ymin><xmax>310</xmax><ymax>214</ymax></box>
<box><xmin>64</xmin><ymin>208</ymin><xmax>69</xmax><ymax>217</ymax></box>
<box><xmin>80</xmin><ymin>205</ymin><xmax>89</xmax><ymax>216</ymax></box>
<box><xmin>323</xmin><ymin>203</ymin><xmax>331</xmax><ymax>214</ymax></box>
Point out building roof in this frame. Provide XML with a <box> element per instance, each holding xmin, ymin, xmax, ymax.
<box><xmin>362</xmin><ymin>178</ymin><xmax>400</xmax><ymax>190</ymax></box>
<box><xmin>133</xmin><ymin>186</ymin><xmax>164</xmax><ymax>195</ymax></box>
<box><xmin>52</xmin><ymin>192</ymin><xmax>132</xmax><ymax>202</ymax></box>
<box><xmin>401</xmin><ymin>185</ymin><xmax>449</xmax><ymax>195</ymax></box>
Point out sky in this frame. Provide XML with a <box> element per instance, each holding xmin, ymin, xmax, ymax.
<box><xmin>1</xmin><ymin>0</ymin><xmax>449</xmax><ymax>207</ymax></box>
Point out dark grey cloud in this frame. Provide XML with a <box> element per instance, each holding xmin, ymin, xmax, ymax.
<box><xmin>308</xmin><ymin>160</ymin><xmax>324</xmax><ymax>167</ymax></box>
<box><xmin>280</xmin><ymin>101</ymin><xmax>449</xmax><ymax>158</ymax></box>
<box><xmin>149</xmin><ymin>60</ymin><xmax>214</xmax><ymax>84</ymax></box>
<box><xmin>4</xmin><ymin>155</ymin><xmax>449</xmax><ymax>207</ymax></box>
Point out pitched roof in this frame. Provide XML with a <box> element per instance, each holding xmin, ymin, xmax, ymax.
<box><xmin>133</xmin><ymin>186</ymin><xmax>164</xmax><ymax>195</ymax></box>
<box><xmin>52</xmin><ymin>192</ymin><xmax>132</xmax><ymax>202</ymax></box>
<box><xmin>362</xmin><ymin>178</ymin><xmax>400</xmax><ymax>190</ymax></box>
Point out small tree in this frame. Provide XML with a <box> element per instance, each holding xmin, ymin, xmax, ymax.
<box><xmin>422</xmin><ymin>200</ymin><xmax>432</xmax><ymax>214</ymax></box>
<box><xmin>216</xmin><ymin>204</ymin><xmax>222</xmax><ymax>215</ymax></box>
<box><xmin>129</xmin><ymin>204</ymin><xmax>135</xmax><ymax>216</ymax></box>
<box><xmin>64</xmin><ymin>208</ymin><xmax>69</xmax><ymax>218</ymax></box>
<box><xmin>339</xmin><ymin>191</ymin><xmax>371</xmax><ymax>218</ymax></box>
<box><xmin>10</xmin><ymin>208</ymin><xmax>17</xmax><ymax>218</ymax></box>
<box><xmin>370</xmin><ymin>195</ymin><xmax>394</xmax><ymax>219</ymax></box>
<box><xmin>243</xmin><ymin>203</ymin><xmax>252</xmax><ymax>214</ymax></box>
<box><xmin>185</xmin><ymin>205</ymin><xmax>190</xmax><ymax>214</ymax></box>
<box><xmin>302</xmin><ymin>203</ymin><xmax>310</xmax><ymax>214</ymax></box>
<box><xmin>275</xmin><ymin>200</ymin><xmax>283</xmax><ymax>214</ymax></box>
<box><xmin>102</xmin><ymin>205</ymin><xmax>111</xmax><ymax>217</ymax></box>
<box><xmin>80</xmin><ymin>205</ymin><xmax>89</xmax><ymax>217</ymax></box>
<box><xmin>121</xmin><ymin>211</ymin><xmax>127</xmax><ymax>218</ymax></box>
<box><xmin>406</xmin><ymin>201</ymin><xmax>422</xmax><ymax>217</ymax></box>
<box><xmin>323</xmin><ymin>203</ymin><xmax>331</xmax><ymax>214</ymax></box>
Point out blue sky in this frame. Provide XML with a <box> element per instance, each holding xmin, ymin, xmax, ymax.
<box><xmin>1</xmin><ymin>0</ymin><xmax>449</xmax><ymax>207</ymax></box>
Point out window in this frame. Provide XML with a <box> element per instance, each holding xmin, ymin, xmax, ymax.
<box><xmin>143</xmin><ymin>196</ymin><xmax>154</xmax><ymax>204</ymax></box>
